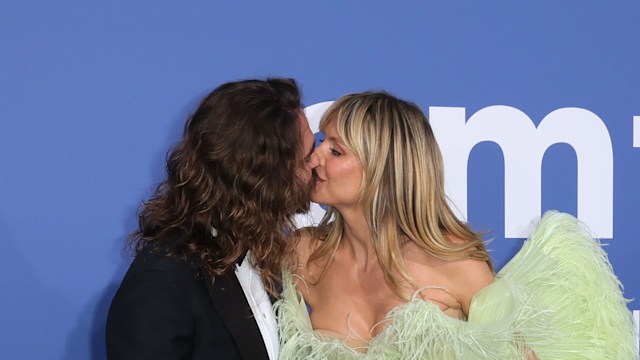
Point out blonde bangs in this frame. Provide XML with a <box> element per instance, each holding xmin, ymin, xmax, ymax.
<box><xmin>308</xmin><ymin>92</ymin><xmax>493</xmax><ymax>299</ymax></box>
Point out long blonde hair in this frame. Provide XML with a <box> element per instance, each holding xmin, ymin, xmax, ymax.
<box><xmin>308</xmin><ymin>91</ymin><xmax>493</xmax><ymax>299</ymax></box>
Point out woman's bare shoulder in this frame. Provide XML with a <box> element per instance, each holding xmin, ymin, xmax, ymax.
<box><xmin>290</xmin><ymin>228</ymin><xmax>325</xmax><ymax>293</ymax></box>
<box><xmin>291</xmin><ymin>227</ymin><xmax>322</xmax><ymax>267</ymax></box>
<box><xmin>404</xmin><ymin>238</ymin><xmax>494</xmax><ymax>316</ymax></box>
<box><xmin>447</xmin><ymin>256</ymin><xmax>494</xmax><ymax>315</ymax></box>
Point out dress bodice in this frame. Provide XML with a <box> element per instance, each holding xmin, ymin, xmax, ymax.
<box><xmin>275</xmin><ymin>212</ymin><xmax>638</xmax><ymax>359</ymax></box>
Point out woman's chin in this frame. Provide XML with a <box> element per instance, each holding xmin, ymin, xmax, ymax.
<box><xmin>310</xmin><ymin>194</ymin><xmax>326</xmax><ymax>206</ymax></box>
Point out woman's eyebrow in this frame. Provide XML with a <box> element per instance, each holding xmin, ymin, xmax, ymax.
<box><xmin>326</xmin><ymin>136</ymin><xmax>342</xmax><ymax>144</ymax></box>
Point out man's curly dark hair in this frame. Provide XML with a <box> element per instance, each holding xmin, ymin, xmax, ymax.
<box><xmin>128</xmin><ymin>78</ymin><xmax>310</xmax><ymax>295</ymax></box>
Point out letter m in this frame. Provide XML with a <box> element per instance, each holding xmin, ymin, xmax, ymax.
<box><xmin>429</xmin><ymin>105</ymin><xmax>613</xmax><ymax>238</ymax></box>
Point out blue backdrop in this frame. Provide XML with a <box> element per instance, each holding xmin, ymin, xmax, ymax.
<box><xmin>1</xmin><ymin>1</ymin><xmax>638</xmax><ymax>358</ymax></box>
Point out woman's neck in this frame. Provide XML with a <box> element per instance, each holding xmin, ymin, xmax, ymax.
<box><xmin>338</xmin><ymin>205</ymin><xmax>378</xmax><ymax>271</ymax></box>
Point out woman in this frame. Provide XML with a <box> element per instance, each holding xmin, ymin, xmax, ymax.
<box><xmin>276</xmin><ymin>92</ymin><xmax>637</xmax><ymax>359</ymax></box>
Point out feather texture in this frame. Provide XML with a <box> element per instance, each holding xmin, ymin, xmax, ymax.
<box><xmin>275</xmin><ymin>212</ymin><xmax>638</xmax><ymax>359</ymax></box>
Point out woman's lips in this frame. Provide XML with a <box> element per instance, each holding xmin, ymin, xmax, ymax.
<box><xmin>312</xmin><ymin>169</ymin><xmax>325</xmax><ymax>182</ymax></box>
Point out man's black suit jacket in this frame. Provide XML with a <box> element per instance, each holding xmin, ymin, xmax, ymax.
<box><xmin>106</xmin><ymin>248</ymin><xmax>270</xmax><ymax>360</ymax></box>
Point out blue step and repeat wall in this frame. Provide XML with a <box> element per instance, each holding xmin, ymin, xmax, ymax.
<box><xmin>1</xmin><ymin>2</ymin><xmax>638</xmax><ymax>358</ymax></box>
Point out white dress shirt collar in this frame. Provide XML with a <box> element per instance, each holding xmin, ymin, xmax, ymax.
<box><xmin>234</xmin><ymin>252</ymin><xmax>279</xmax><ymax>360</ymax></box>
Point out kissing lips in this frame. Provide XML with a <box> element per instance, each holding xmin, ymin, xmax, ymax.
<box><xmin>312</xmin><ymin>169</ymin><xmax>325</xmax><ymax>184</ymax></box>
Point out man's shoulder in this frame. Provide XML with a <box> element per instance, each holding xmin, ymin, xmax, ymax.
<box><xmin>125</xmin><ymin>246</ymin><xmax>202</xmax><ymax>282</ymax></box>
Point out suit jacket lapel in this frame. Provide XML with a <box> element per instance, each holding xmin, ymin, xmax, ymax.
<box><xmin>202</xmin><ymin>269</ymin><xmax>270</xmax><ymax>360</ymax></box>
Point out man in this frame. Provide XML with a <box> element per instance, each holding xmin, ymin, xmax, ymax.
<box><xmin>106</xmin><ymin>78</ymin><xmax>318</xmax><ymax>360</ymax></box>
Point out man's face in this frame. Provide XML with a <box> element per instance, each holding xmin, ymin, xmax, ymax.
<box><xmin>299</xmin><ymin>112</ymin><xmax>319</xmax><ymax>183</ymax></box>
<box><xmin>294</xmin><ymin>111</ymin><xmax>319</xmax><ymax>213</ymax></box>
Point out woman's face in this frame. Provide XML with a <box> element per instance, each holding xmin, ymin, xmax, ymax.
<box><xmin>311</xmin><ymin>121</ymin><xmax>363</xmax><ymax>209</ymax></box>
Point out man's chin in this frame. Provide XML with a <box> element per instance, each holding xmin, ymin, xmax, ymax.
<box><xmin>294</xmin><ymin>201</ymin><xmax>311</xmax><ymax>214</ymax></box>
<box><xmin>292</xmin><ymin>179</ymin><xmax>314</xmax><ymax>214</ymax></box>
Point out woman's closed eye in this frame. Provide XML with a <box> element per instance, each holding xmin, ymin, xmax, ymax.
<box><xmin>330</xmin><ymin>148</ymin><xmax>342</xmax><ymax>156</ymax></box>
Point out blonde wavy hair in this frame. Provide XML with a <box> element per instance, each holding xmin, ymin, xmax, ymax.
<box><xmin>308</xmin><ymin>91</ymin><xmax>493</xmax><ymax>299</ymax></box>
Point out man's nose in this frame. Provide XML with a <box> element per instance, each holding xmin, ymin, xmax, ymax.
<box><xmin>307</xmin><ymin>150</ymin><xmax>320</xmax><ymax>169</ymax></box>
